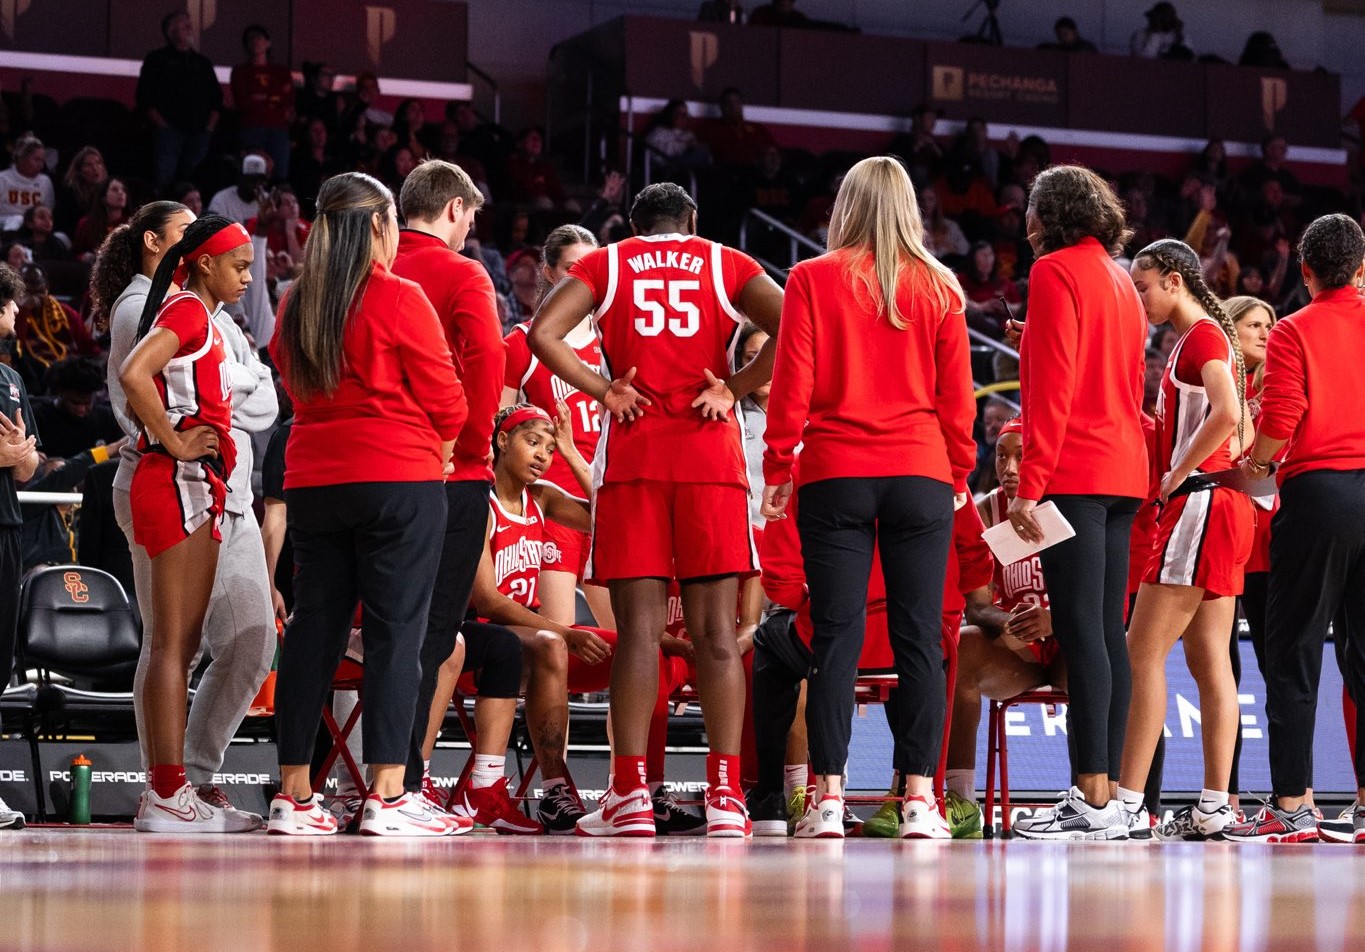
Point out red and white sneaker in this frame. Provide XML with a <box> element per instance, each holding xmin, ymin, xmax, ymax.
<box><xmin>197</xmin><ymin>784</ymin><xmax>264</xmax><ymax>832</ymax></box>
<box><xmin>900</xmin><ymin>795</ymin><xmax>951</xmax><ymax>840</ymax></box>
<box><xmin>704</xmin><ymin>785</ymin><xmax>752</xmax><ymax>838</ymax></box>
<box><xmin>1223</xmin><ymin>801</ymin><xmax>1320</xmax><ymax>844</ymax></box>
<box><xmin>267</xmin><ymin>794</ymin><xmax>339</xmax><ymax>836</ymax></box>
<box><xmin>794</xmin><ymin>794</ymin><xmax>846</xmax><ymax>839</ymax></box>
<box><xmin>359</xmin><ymin>792</ymin><xmax>459</xmax><ymax>836</ymax></box>
<box><xmin>448</xmin><ymin>777</ymin><xmax>543</xmax><ymax>835</ymax></box>
<box><xmin>134</xmin><ymin>783</ymin><xmax>258</xmax><ymax>833</ymax></box>
<box><xmin>576</xmin><ymin>785</ymin><xmax>656</xmax><ymax>837</ymax></box>
<box><xmin>418</xmin><ymin>775</ymin><xmax>475</xmax><ymax>834</ymax></box>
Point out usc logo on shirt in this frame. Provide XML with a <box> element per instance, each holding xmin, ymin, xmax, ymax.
<box><xmin>7</xmin><ymin>189</ymin><xmax>41</xmax><ymax>207</ymax></box>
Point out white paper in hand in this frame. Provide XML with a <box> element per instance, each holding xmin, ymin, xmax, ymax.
<box><xmin>981</xmin><ymin>501</ymin><xmax>1077</xmax><ymax>566</ymax></box>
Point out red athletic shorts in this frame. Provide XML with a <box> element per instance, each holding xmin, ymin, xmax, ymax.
<box><xmin>588</xmin><ymin>480</ymin><xmax>756</xmax><ymax>582</ymax></box>
<box><xmin>1142</xmin><ymin>487</ymin><xmax>1254</xmax><ymax>599</ymax></box>
<box><xmin>130</xmin><ymin>453</ymin><xmax>227</xmax><ymax>559</ymax></box>
<box><xmin>566</xmin><ymin>625</ymin><xmax>617</xmax><ymax>694</ymax></box>
<box><xmin>541</xmin><ymin>519</ymin><xmax>591</xmax><ymax>580</ymax></box>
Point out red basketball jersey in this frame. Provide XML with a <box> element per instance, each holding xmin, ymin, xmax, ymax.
<box><xmin>983</xmin><ymin>487</ymin><xmax>1049</xmax><ymax>611</ymax></box>
<box><xmin>1154</xmin><ymin>318</ymin><xmax>1236</xmax><ymax>475</ymax></box>
<box><xmin>136</xmin><ymin>291</ymin><xmax>236</xmax><ymax>478</ymax></box>
<box><xmin>489</xmin><ymin>490</ymin><xmax>546</xmax><ymax>609</ymax></box>
<box><xmin>568</xmin><ymin>234</ymin><xmax>763</xmax><ymax>487</ymax></box>
<box><xmin>504</xmin><ymin>320</ymin><xmax>601</xmax><ymax>494</ymax></box>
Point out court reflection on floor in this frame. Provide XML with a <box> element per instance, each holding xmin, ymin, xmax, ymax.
<box><xmin>2</xmin><ymin>834</ymin><xmax>1362</xmax><ymax>952</ymax></box>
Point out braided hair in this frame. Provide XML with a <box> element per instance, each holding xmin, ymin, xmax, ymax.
<box><xmin>1133</xmin><ymin>238</ymin><xmax>1247</xmax><ymax>452</ymax></box>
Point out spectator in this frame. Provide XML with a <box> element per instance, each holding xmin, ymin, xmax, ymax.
<box><xmin>378</xmin><ymin>144</ymin><xmax>418</xmax><ymax>192</ymax></box>
<box><xmin>2</xmin><ymin>241</ymin><xmax>28</xmax><ymax>272</ymax></box>
<box><xmin>749</xmin><ymin>0</ymin><xmax>809</xmax><ymax>28</ymax></box>
<box><xmin>1038</xmin><ymin>16</ymin><xmax>1097</xmax><ymax>53</ymax></box>
<box><xmin>137</xmin><ymin>11</ymin><xmax>222</xmax><ymax>190</ymax></box>
<box><xmin>245</xmin><ymin>185</ymin><xmax>309</xmax><ymax>260</ymax></box>
<box><xmin>989</xmin><ymin>183</ymin><xmax>1033</xmax><ymax>281</ymax></box>
<box><xmin>0</xmin><ymin>135</ymin><xmax>54</xmax><ymax>232</ymax></box>
<box><xmin>168</xmin><ymin>181</ymin><xmax>203</xmax><ymax>216</ymax></box>
<box><xmin>1239</xmin><ymin>31</ymin><xmax>1289</xmax><ymax>69</ymax></box>
<box><xmin>208</xmin><ymin>155</ymin><xmax>269</xmax><ymax>224</ymax></box>
<box><xmin>505</xmin><ymin>127</ymin><xmax>564</xmax><ymax>209</ymax></box>
<box><xmin>970</xmin><ymin>395</ymin><xmax>1015</xmax><ymax>494</ymax></box>
<box><xmin>351</xmin><ymin>72</ymin><xmax>393</xmax><ymax>129</ymax></box>
<box><xmin>919</xmin><ymin>186</ymin><xmax>969</xmax><ymax>263</ymax></box>
<box><xmin>432</xmin><ymin>121</ymin><xmax>491</xmax><ymax>203</ymax></box>
<box><xmin>502</xmin><ymin>247</ymin><xmax>540</xmax><ymax>332</ymax></box>
<box><xmin>392</xmin><ymin>99</ymin><xmax>433</xmax><ymax>162</ymax></box>
<box><xmin>73</xmin><ymin>177</ymin><xmax>132</xmax><ymax>259</ymax></box>
<box><xmin>959</xmin><ymin>241</ymin><xmax>1020</xmax><ymax>339</ymax></box>
<box><xmin>1004</xmin><ymin>134</ymin><xmax>1050</xmax><ymax>190</ymax></box>
<box><xmin>31</xmin><ymin>356</ymin><xmax>122</xmax><ymax>459</ymax></box>
<box><xmin>13</xmin><ymin>263</ymin><xmax>97</xmax><ymax>377</ymax></box>
<box><xmin>1142</xmin><ymin>346</ymin><xmax>1164</xmax><ymax>416</ymax></box>
<box><xmin>13</xmin><ymin>206</ymin><xmax>71</xmax><ymax>264</ymax></box>
<box><xmin>698</xmin><ymin>0</ymin><xmax>744</xmax><ymax>23</ymax></box>
<box><xmin>1194</xmin><ymin>139</ymin><xmax>1232</xmax><ymax>197</ymax></box>
<box><xmin>955</xmin><ymin>117</ymin><xmax>1001</xmax><ymax>187</ymax></box>
<box><xmin>20</xmin><ymin>440</ymin><xmax>123</xmax><ymax>570</ymax></box>
<box><xmin>644</xmin><ymin>100</ymin><xmax>712</xmax><ymax>174</ymax></box>
<box><xmin>1131</xmin><ymin>3</ymin><xmax>1189</xmax><ymax>59</ymax></box>
<box><xmin>745</xmin><ymin>145</ymin><xmax>799</xmax><ymax>224</ymax></box>
<box><xmin>290</xmin><ymin>118</ymin><xmax>339</xmax><ymax>217</ymax></box>
<box><xmin>1122</xmin><ymin>187</ymin><xmax>1163</xmax><ymax>259</ymax></box>
<box><xmin>933</xmin><ymin>159</ymin><xmax>997</xmax><ymax>234</ymax></box>
<box><xmin>230</xmin><ymin>24</ymin><xmax>295</xmax><ymax>181</ymax></box>
<box><xmin>294</xmin><ymin>62</ymin><xmax>345</xmax><ymax>137</ymax></box>
<box><xmin>1240</xmin><ymin>133</ymin><xmax>1302</xmax><ymax>202</ymax></box>
<box><xmin>697</xmin><ymin>88</ymin><xmax>776</xmax><ymax>169</ymax></box>
<box><xmin>890</xmin><ymin>104</ymin><xmax>945</xmax><ymax>184</ymax></box>
<box><xmin>56</xmin><ymin>146</ymin><xmax>107</xmax><ymax>236</ymax></box>
<box><xmin>447</xmin><ymin>101</ymin><xmax>512</xmax><ymax>186</ymax></box>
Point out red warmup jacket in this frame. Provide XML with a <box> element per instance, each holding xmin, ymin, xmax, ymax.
<box><xmin>763</xmin><ymin>249</ymin><xmax>977</xmax><ymax>493</ymax></box>
<box><xmin>1258</xmin><ymin>286</ymin><xmax>1365</xmax><ymax>483</ymax></box>
<box><xmin>1017</xmin><ymin>237</ymin><xmax>1149</xmax><ymax>500</ymax></box>
<box><xmin>760</xmin><ymin>463</ymin><xmax>993</xmax><ymax>673</ymax></box>
<box><xmin>391</xmin><ymin>229</ymin><xmax>505</xmax><ymax>482</ymax></box>
<box><xmin>271</xmin><ymin>261</ymin><xmax>467</xmax><ymax>488</ymax></box>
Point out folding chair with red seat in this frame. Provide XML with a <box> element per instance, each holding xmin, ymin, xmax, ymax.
<box><xmin>982</xmin><ymin>687</ymin><xmax>1070</xmax><ymax>837</ymax></box>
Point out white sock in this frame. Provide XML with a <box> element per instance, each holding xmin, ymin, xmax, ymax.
<box><xmin>470</xmin><ymin>754</ymin><xmax>505</xmax><ymax>789</ymax></box>
<box><xmin>422</xmin><ymin>760</ymin><xmax>431</xmax><ymax>779</ymax></box>
<box><xmin>945</xmin><ymin>769</ymin><xmax>975</xmax><ymax>800</ymax></box>
<box><xmin>783</xmin><ymin>764</ymin><xmax>807</xmax><ymax>801</ymax></box>
<box><xmin>542</xmin><ymin>776</ymin><xmax>567</xmax><ymax>792</ymax></box>
<box><xmin>1117</xmin><ymin>786</ymin><xmax>1145</xmax><ymax>810</ymax></box>
<box><xmin>1197</xmin><ymin>788</ymin><xmax>1229</xmax><ymax>811</ymax></box>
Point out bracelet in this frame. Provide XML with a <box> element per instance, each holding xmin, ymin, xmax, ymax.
<box><xmin>1247</xmin><ymin>457</ymin><xmax>1271</xmax><ymax>471</ymax></box>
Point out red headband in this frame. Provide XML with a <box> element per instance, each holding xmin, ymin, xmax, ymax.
<box><xmin>999</xmin><ymin>418</ymin><xmax>1025</xmax><ymax>438</ymax></box>
<box><xmin>184</xmin><ymin>222</ymin><xmax>251</xmax><ymax>262</ymax></box>
<box><xmin>498</xmin><ymin>406</ymin><xmax>553</xmax><ymax>435</ymax></box>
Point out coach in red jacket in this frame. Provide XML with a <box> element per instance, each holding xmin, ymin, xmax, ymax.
<box><xmin>1006</xmin><ymin>165</ymin><xmax>1149</xmax><ymax>840</ymax></box>
<box><xmin>1232</xmin><ymin>213</ymin><xmax>1365</xmax><ymax>841</ymax></box>
<box><xmin>389</xmin><ymin>159</ymin><xmax>506</xmax><ymax>793</ymax></box>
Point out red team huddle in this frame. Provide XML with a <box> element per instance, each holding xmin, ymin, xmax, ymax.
<box><xmin>87</xmin><ymin>148</ymin><xmax>1365</xmax><ymax>843</ymax></box>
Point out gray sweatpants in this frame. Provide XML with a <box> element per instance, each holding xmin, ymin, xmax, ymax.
<box><xmin>114</xmin><ymin>489</ymin><xmax>276</xmax><ymax>785</ymax></box>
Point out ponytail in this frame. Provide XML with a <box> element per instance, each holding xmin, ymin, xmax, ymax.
<box><xmin>89</xmin><ymin>200</ymin><xmax>188</xmax><ymax>332</ymax></box>
<box><xmin>1135</xmin><ymin>239</ymin><xmax>1247</xmax><ymax>451</ymax></box>
<box><xmin>136</xmin><ymin>214</ymin><xmax>238</xmax><ymax>342</ymax></box>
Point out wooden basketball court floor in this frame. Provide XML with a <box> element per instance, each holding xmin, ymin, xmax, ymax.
<box><xmin>2</xmin><ymin>831</ymin><xmax>1363</xmax><ymax>952</ymax></box>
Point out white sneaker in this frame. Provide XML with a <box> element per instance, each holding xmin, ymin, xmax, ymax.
<box><xmin>704</xmin><ymin>785</ymin><xmax>752</xmax><ymax>838</ymax></box>
<box><xmin>794</xmin><ymin>794</ymin><xmax>846</xmax><ymax>839</ymax></box>
<box><xmin>267</xmin><ymin>794</ymin><xmax>340</xmax><ymax>836</ymax></box>
<box><xmin>1125</xmin><ymin>804</ymin><xmax>1154</xmax><ymax>842</ymax></box>
<box><xmin>0</xmin><ymin>795</ymin><xmax>24</xmax><ymax>830</ymax></box>
<box><xmin>134</xmin><ymin>783</ymin><xmax>257</xmax><ymax>833</ymax></box>
<box><xmin>1155</xmin><ymin>803</ymin><xmax>1236</xmax><ymax>841</ymax></box>
<box><xmin>359</xmin><ymin>792</ymin><xmax>459</xmax><ymax>836</ymax></box>
<box><xmin>575</xmin><ymin>785</ymin><xmax>656</xmax><ymax>837</ymax></box>
<box><xmin>1318</xmin><ymin>801</ymin><xmax>1363</xmax><ymax>844</ymax></box>
<box><xmin>899</xmin><ymin>795</ymin><xmax>951</xmax><ymax>840</ymax></box>
<box><xmin>197</xmin><ymin>784</ymin><xmax>264</xmax><ymax>832</ymax></box>
<box><xmin>1012</xmin><ymin>787</ymin><xmax>1129</xmax><ymax>841</ymax></box>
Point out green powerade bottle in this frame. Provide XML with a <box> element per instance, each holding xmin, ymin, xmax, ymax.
<box><xmin>69</xmin><ymin>754</ymin><xmax>92</xmax><ymax>825</ymax></box>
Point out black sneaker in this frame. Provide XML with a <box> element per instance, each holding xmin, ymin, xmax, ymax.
<box><xmin>536</xmin><ymin>783</ymin><xmax>586</xmax><ymax>836</ymax></box>
<box><xmin>653</xmin><ymin>789</ymin><xmax>707</xmax><ymax>836</ymax></box>
<box><xmin>747</xmin><ymin>789</ymin><xmax>788</xmax><ymax>837</ymax></box>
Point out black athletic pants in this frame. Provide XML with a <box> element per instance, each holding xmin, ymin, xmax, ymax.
<box><xmin>798</xmin><ymin>476</ymin><xmax>953</xmax><ymax>777</ymax></box>
<box><xmin>751</xmin><ymin>609</ymin><xmax>807</xmax><ymax>795</ymax></box>
<box><xmin>404</xmin><ymin>480</ymin><xmax>492</xmax><ymax>789</ymax></box>
<box><xmin>1037</xmin><ymin>494</ymin><xmax>1140</xmax><ymax>780</ymax></box>
<box><xmin>1265</xmin><ymin>470</ymin><xmax>1365</xmax><ymax>795</ymax></box>
<box><xmin>458</xmin><ymin>621</ymin><xmax>524</xmax><ymax>700</ymax></box>
<box><xmin>276</xmin><ymin>481</ymin><xmax>446</xmax><ymax>767</ymax></box>
<box><xmin>0</xmin><ymin>526</ymin><xmax>19</xmax><ymax>699</ymax></box>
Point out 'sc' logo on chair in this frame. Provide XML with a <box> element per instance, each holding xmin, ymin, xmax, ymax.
<box><xmin>63</xmin><ymin>572</ymin><xmax>89</xmax><ymax>604</ymax></box>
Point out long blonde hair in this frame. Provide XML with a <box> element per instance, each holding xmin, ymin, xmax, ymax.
<box><xmin>826</xmin><ymin>156</ymin><xmax>965</xmax><ymax>329</ymax></box>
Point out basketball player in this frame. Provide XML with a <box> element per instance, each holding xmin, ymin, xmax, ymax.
<box><xmin>529</xmin><ymin>183</ymin><xmax>783</xmax><ymax>837</ymax></box>
<box><xmin>119</xmin><ymin>216</ymin><xmax>259</xmax><ymax>832</ymax></box>
<box><xmin>502</xmin><ymin>224</ymin><xmax>611</xmax><ymax>628</ymax></box>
